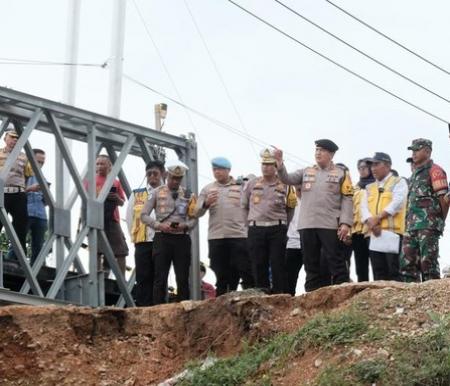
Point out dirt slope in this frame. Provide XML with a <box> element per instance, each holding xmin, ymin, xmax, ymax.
<box><xmin>1</xmin><ymin>280</ymin><xmax>449</xmax><ymax>385</ymax></box>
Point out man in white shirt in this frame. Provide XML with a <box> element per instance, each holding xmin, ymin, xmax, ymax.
<box><xmin>360</xmin><ymin>152</ymin><xmax>408</xmax><ymax>281</ymax></box>
<box><xmin>285</xmin><ymin>189</ymin><xmax>302</xmax><ymax>295</ymax></box>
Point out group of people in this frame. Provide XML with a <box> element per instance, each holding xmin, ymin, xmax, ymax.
<box><xmin>2</xmin><ymin>121</ymin><xmax>449</xmax><ymax>307</ymax></box>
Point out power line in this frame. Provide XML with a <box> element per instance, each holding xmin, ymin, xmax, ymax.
<box><xmin>0</xmin><ymin>57</ymin><xmax>107</xmax><ymax>67</ymax></box>
<box><xmin>226</xmin><ymin>0</ymin><xmax>449</xmax><ymax>125</ymax></box>
<box><xmin>325</xmin><ymin>0</ymin><xmax>450</xmax><ymax>76</ymax></box>
<box><xmin>123</xmin><ymin>73</ymin><xmax>310</xmax><ymax>167</ymax></box>
<box><xmin>273</xmin><ymin>0</ymin><xmax>450</xmax><ymax>104</ymax></box>
<box><xmin>131</xmin><ymin>0</ymin><xmax>211</xmax><ymax>161</ymax></box>
<box><xmin>183</xmin><ymin>0</ymin><xmax>259</xmax><ymax>160</ymax></box>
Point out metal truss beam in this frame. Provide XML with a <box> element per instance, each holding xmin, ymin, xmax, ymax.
<box><xmin>0</xmin><ymin>86</ymin><xmax>200</xmax><ymax>306</ymax></box>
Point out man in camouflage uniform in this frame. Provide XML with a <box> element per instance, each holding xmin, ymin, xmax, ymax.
<box><xmin>400</xmin><ymin>138</ymin><xmax>449</xmax><ymax>282</ymax></box>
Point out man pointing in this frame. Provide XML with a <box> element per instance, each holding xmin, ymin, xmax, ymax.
<box><xmin>274</xmin><ymin>139</ymin><xmax>353</xmax><ymax>292</ymax></box>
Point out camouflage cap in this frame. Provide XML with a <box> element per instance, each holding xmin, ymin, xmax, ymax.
<box><xmin>407</xmin><ymin>138</ymin><xmax>432</xmax><ymax>151</ymax></box>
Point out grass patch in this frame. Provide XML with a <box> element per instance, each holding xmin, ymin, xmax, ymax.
<box><xmin>316</xmin><ymin>312</ymin><xmax>450</xmax><ymax>386</ymax></box>
<box><xmin>179</xmin><ymin>308</ymin><xmax>380</xmax><ymax>386</ymax></box>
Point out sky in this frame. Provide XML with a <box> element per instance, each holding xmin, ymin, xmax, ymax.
<box><xmin>1</xmin><ymin>0</ymin><xmax>450</xmax><ymax>292</ymax></box>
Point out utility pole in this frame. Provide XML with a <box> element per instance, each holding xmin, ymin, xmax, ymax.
<box><xmin>107</xmin><ymin>0</ymin><xmax>127</xmax><ymax>118</ymax></box>
<box><xmin>57</xmin><ymin>0</ymin><xmax>81</xmax><ymax>296</ymax></box>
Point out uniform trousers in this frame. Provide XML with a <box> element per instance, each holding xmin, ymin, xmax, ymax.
<box><xmin>285</xmin><ymin>247</ymin><xmax>303</xmax><ymax>296</ymax></box>
<box><xmin>300</xmin><ymin>228</ymin><xmax>350</xmax><ymax>292</ymax></box>
<box><xmin>152</xmin><ymin>233</ymin><xmax>191</xmax><ymax>304</ymax></box>
<box><xmin>0</xmin><ymin>192</ymin><xmax>28</xmax><ymax>258</ymax></box>
<box><xmin>370</xmin><ymin>250</ymin><xmax>400</xmax><ymax>281</ymax></box>
<box><xmin>351</xmin><ymin>233</ymin><xmax>370</xmax><ymax>282</ymax></box>
<box><xmin>28</xmin><ymin>217</ymin><xmax>48</xmax><ymax>265</ymax></box>
<box><xmin>134</xmin><ymin>241</ymin><xmax>154</xmax><ymax>307</ymax></box>
<box><xmin>400</xmin><ymin>229</ymin><xmax>440</xmax><ymax>282</ymax></box>
<box><xmin>208</xmin><ymin>238</ymin><xmax>254</xmax><ymax>296</ymax></box>
<box><xmin>247</xmin><ymin>224</ymin><xmax>287</xmax><ymax>293</ymax></box>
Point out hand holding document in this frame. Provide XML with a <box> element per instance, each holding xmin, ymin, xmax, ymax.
<box><xmin>369</xmin><ymin>230</ymin><xmax>400</xmax><ymax>254</ymax></box>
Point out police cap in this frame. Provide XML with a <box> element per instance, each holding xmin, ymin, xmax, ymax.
<box><xmin>315</xmin><ymin>139</ymin><xmax>339</xmax><ymax>152</ymax></box>
<box><xmin>367</xmin><ymin>152</ymin><xmax>392</xmax><ymax>164</ymax></box>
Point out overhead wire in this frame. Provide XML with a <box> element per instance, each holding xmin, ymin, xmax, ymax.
<box><xmin>0</xmin><ymin>57</ymin><xmax>107</xmax><ymax>67</ymax></box>
<box><xmin>324</xmin><ymin>0</ymin><xmax>450</xmax><ymax>76</ymax></box>
<box><xmin>182</xmin><ymin>0</ymin><xmax>259</xmax><ymax>160</ymax></box>
<box><xmin>226</xmin><ymin>0</ymin><xmax>449</xmax><ymax>125</ymax></box>
<box><xmin>123</xmin><ymin>73</ymin><xmax>310</xmax><ymax>167</ymax></box>
<box><xmin>131</xmin><ymin>0</ymin><xmax>211</xmax><ymax>161</ymax></box>
<box><xmin>273</xmin><ymin>0</ymin><xmax>450</xmax><ymax>104</ymax></box>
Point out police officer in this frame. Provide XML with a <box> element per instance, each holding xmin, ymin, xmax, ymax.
<box><xmin>195</xmin><ymin>157</ymin><xmax>253</xmax><ymax>296</ymax></box>
<box><xmin>140</xmin><ymin>162</ymin><xmax>197</xmax><ymax>304</ymax></box>
<box><xmin>274</xmin><ymin>139</ymin><xmax>353</xmax><ymax>292</ymax></box>
<box><xmin>0</xmin><ymin>126</ymin><xmax>32</xmax><ymax>258</ymax></box>
<box><xmin>242</xmin><ymin>148</ymin><xmax>295</xmax><ymax>294</ymax></box>
<box><xmin>126</xmin><ymin>160</ymin><xmax>165</xmax><ymax>306</ymax></box>
<box><xmin>360</xmin><ymin>152</ymin><xmax>407</xmax><ymax>281</ymax></box>
<box><xmin>400</xmin><ymin>139</ymin><xmax>449</xmax><ymax>282</ymax></box>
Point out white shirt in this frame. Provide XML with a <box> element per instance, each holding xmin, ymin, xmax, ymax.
<box><xmin>126</xmin><ymin>185</ymin><xmax>155</xmax><ymax>243</ymax></box>
<box><xmin>286</xmin><ymin>198</ymin><xmax>301</xmax><ymax>249</ymax></box>
<box><xmin>360</xmin><ymin>173</ymin><xmax>408</xmax><ymax>223</ymax></box>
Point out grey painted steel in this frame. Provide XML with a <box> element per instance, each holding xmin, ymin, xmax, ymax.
<box><xmin>98</xmin><ymin>230</ymin><xmax>135</xmax><ymax>307</ymax></box>
<box><xmin>183</xmin><ymin>133</ymin><xmax>201</xmax><ymax>301</ymax></box>
<box><xmin>116</xmin><ymin>268</ymin><xmax>136</xmax><ymax>308</ymax></box>
<box><xmin>87</xmin><ymin>125</ymin><xmax>99</xmax><ymax>306</ymax></box>
<box><xmin>96</xmin><ymin>135</ymin><xmax>135</xmax><ymax>203</ymax></box>
<box><xmin>64</xmin><ymin>272</ymin><xmax>106</xmax><ymax>306</ymax></box>
<box><xmin>105</xmin><ymin>144</ymin><xmax>132</xmax><ymax>198</ymax></box>
<box><xmin>46</xmin><ymin>226</ymin><xmax>89</xmax><ymax>299</ymax></box>
<box><xmin>0</xmin><ymin>109</ymin><xmax>42</xmax><ymax>181</ymax></box>
<box><xmin>0</xmin><ymin>208</ymin><xmax>43</xmax><ymax>296</ymax></box>
<box><xmin>0</xmin><ymin>288</ymin><xmax>75</xmax><ymax>306</ymax></box>
<box><xmin>20</xmin><ymin>233</ymin><xmax>57</xmax><ymax>294</ymax></box>
<box><xmin>0</xmin><ymin>87</ymin><xmax>187</xmax><ymax>149</ymax></box>
<box><xmin>0</xmin><ymin>86</ymin><xmax>199</xmax><ymax>307</ymax></box>
<box><xmin>0</xmin><ymin>251</ymin><xmax>3</xmax><ymax>288</ymax></box>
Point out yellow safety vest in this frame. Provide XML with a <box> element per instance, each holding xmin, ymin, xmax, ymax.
<box><xmin>366</xmin><ymin>175</ymin><xmax>406</xmax><ymax>235</ymax></box>
<box><xmin>352</xmin><ymin>187</ymin><xmax>367</xmax><ymax>235</ymax></box>
<box><xmin>130</xmin><ymin>188</ymin><xmax>149</xmax><ymax>244</ymax></box>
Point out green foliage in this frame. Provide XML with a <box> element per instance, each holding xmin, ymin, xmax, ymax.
<box><xmin>316</xmin><ymin>312</ymin><xmax>450</xmax><ymax>386</ymax></box>
<box><xmin>179</xmin><ymin>309</ymin><xmax>378</xmax><ymax>386</ymax></box>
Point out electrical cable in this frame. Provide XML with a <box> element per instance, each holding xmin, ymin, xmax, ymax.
<box><xmin>131</xmin><ymin>0</ymin><xmax>212</xmax><ymax>161</ymax></box>
<box><xmin>183</xmin><ymin>0</ymin><xmax>259</xmax><ymax>160</ymax></box>
<box><xmin>123</xmin><ymin>73</ymin><xmax>310</xmax><ymax>167</ymax></box>
<box><xmin>325</xmin><ymin>0</ymin><xmax>450</xmax><ymax>76</ymax></box>
<box><xmin>226</xmin><ymin>0</ymin><xmax>449</xmax><ymax>125</ymax></box>
<box><xmin>0</xmin><ymin>57</ymin><xmax>107</xmax><ymax>67</ymax></box>
<box><xmin>273</xmin><ymin>0</ymin><xmax>450</xmax><ymax>104</ymax></box>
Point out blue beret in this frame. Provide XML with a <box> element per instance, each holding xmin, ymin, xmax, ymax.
<box><xmin>211</xmin><ymin>157</ymin><xmax>231</xmax><ymax>169</ymax></box>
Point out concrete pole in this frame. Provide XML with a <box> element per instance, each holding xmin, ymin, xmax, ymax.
<box><xmin>107</xmin><ymin>0</ymin><xmax>127</xmax><ymax>118</ymax></box>
<box><xmin>57</xmin><ymin>0</ymin><xmax>81</xmax><ymax>285</ymax></box>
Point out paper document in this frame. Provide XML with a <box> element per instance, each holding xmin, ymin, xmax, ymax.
<box><xmin>369</xmin><ymin>230</ymin><xmax>400</xmax><ymax>254</ymax></box>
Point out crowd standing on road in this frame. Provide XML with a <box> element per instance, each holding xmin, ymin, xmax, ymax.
<box><xmin>1</xmin><ymin>121</ymin><xmax>450</xmax><ymax>305</ymax></box>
